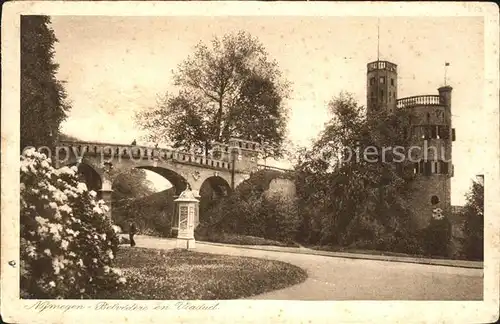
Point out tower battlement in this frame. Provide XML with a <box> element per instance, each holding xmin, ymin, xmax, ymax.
<box><xmin>210</xmin><ymin>137</ymin><xmax>261</xmax><ymax>173</ymax></box>
<box><xmin>367</xmin><ymin>60</ymin><xmax>398</xmax><ymax>73</ymax></box>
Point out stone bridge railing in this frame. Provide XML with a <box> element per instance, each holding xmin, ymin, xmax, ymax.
<box><xmin>257</xmin><ymin>164</ymin><xmax>295</xmax><ymax>173</ymax></box>
<box><xmin>396</xmin><ymin>95</ymin><xmax>443</xmax><ymax>109</ymax></box>
<box><xmin>57</xmin><ymin>140</ymin><xmax>233</xmax><ymax>171</ymax></box>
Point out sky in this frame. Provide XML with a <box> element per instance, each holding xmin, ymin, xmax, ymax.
<box><xmin>50</xmin><ymin>15</ymin><xmax>485</xmax><ymax>205</ymax></box>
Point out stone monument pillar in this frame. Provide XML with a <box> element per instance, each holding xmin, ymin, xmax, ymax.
<box><xmin>99</xmin><ymin>179</ymin><xmax>113</xmax><ymax>219</ymax></box>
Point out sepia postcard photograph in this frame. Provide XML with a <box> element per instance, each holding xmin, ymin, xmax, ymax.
<box><xmin>1</xmin><ymin>1</ymin><xmax>499</xmax><ymax>323</ymax></box>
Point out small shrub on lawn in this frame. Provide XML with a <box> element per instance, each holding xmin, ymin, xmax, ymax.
<box><xmin>197</xmin><ymin>231</ymin><xmax>300</xmax><ymax>247</ymax></box>
<box><xmin>20</xmin><ymin>149</ymin><xmax>126</xmax><ymax>299</ymax></box>
<box><xmin>373</xmin><ymin>232</ymin><xmax>425</xmax><ymax>255</ymax></box>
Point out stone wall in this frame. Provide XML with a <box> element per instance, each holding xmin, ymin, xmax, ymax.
<box><xmin>264</xmin><ymin>178</ymin><xmax>297</xmax><ymax>199</ymax></box>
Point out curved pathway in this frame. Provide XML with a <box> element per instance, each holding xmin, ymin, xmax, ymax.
<box><xmin>133</xmin><ymin>235</ymin><xmax>483</xmax><ymax>300</ymax></box>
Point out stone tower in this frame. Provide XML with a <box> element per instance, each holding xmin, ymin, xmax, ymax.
<box><xmin>366</xmin><ymin>60</ymin><xmax>398</xmax><ymax>116</ymax></box>
<box><xmin>399</xmin><ymin>86</ymin><xmax>454</xmax><ymax>229</ymax></box>
<box><xmin>211</xmin><ymin>138</ymin><xmax>261</xmax><ymax>174</ymax></box>
<box><xmin>366</xmin><ymin>59</ymin><xmax>455</xmax><ymax>229</ymax></box>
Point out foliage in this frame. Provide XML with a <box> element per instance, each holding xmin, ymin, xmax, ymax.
<box><xmin>21</xmin><ymin>16</ymin><xmax>70</xmax><ymax>151</ymax></box>
<box><xmin>113</xmin><ymin>188</ymin><xmax>176</xmax><ymax>237</ymax></box>
<box><xmin>294</xmin><ymin>93</ymin><xmax>418</xmax><ymax>252</ymax></box>
<box><xmin>112</xmin><ymin>168</ymin><xmax>155</xmax><ymax>205</ymax></box>
<box><xmin>421</xmin><ymin>216</ymin><xmax>452</xmax><ymax>257</ymax></box>
<box><xmin>462</xmin><ymin>177</ymin><xmax>484</xmax><ymax>260</ymax></box>
<box><xmin>59</xmin><ymin>133</ymin><xmax>81</xmax><ymax>142</ymax></box>
<box><xmin>136</xmin><ymin>31</ymin><xmax>290</xmax><ymax>158</ymax></box>
<box><xmin>111</xmin><ymin>168</ymin><xmax>168</xmax><ymax>237</ymax></box>
<box><xmin>99</xmin><ymin>247</ymin><xmax>307</xmax><ymax>300</ymax></box>
<box><xmin>20</xmin><ymin>149</ymin><xmax>126</xmax><ymax>299</ymax></box>
<box><xmin>199</xmin><ymin>232</ymin><xmax>300</xmax><ymax>247</ymax></box>
<box><xmin>197</xmin><ymin>172</ymin><xmax>301</xmax><ymax>244</ymax></box>
<box><xmin>262</xmin><ymin>194</ymin><xmax>301</xmax><ymax>243</ymax></box>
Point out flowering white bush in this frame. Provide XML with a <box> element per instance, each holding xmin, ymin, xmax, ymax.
<box><xmin>431</xmin><ymin>207</ymin><xmax>444</xmax><ymax>220</ymax></box>
<box><xmin>20</xmin><ymin>149</ymin><xmax>126</xmax><ymax>298</ymax></box>
<box><xmin>112</xmin><ymin>225</ymin><xmax>122</xmax><ymax>234</ymax></box>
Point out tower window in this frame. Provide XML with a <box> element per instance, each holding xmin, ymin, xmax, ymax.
<box><xmin>431</xmin><ymin>126</ymin><xmax>438</xmax><ymax>139</ymax></box>
<box><xmin>423</xmin><ymin>161</ymin><xmax>432</xmax><ymax>175</ymax></box>
<box><xmin>379</xmin><ymin>76</ymin><xmax>385</xmax><ymax>84</ymax></box>
<box><xmin>391</xmin><ymin>78</ymin><xmax>395</xmax><ymax>86</ymax></box>
<box><xmin>380</xmin><ymin>90</ymin><xmax>384</xmax><ymax>98</ymax></box>
<box><xmin>438</xmin><ymin>125</ymin><xmax>450</xmax><ymax>139</ymax></box>
<box><xmin>442</xmin><ymin>161</ymin><xmax>449</xmax><ymax>174</ymax></box>
<box><xmin>431</xmin><ymin>195</ymin><xmax>440</xmax><ymax>205</ymax></box>
<box><xmin>414</xmin><ymin>160</ymin><xmax>450</xmax><ymax>175</ymax></box>
<box><xmin>370</xmin><ymin>77</ymin><xmax>376</xmax><ymax>85</ymax></box>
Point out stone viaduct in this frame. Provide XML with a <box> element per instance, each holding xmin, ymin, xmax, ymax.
<box><xmin>52</xmin><ymin>138</ymin><xmax>264</xmax><ymax>221</ymax></box>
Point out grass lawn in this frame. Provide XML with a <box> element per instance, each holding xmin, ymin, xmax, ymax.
<box><xmin>197</xmin><ymin>232</ymin><xmax>300</xmax><ymax>248</ymax></box>
<box><xmin>98</xmin><ymin>247</ymin><xmax>307</xmax><ymax>300</ymax></box>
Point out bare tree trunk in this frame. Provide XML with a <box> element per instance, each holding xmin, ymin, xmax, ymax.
<box><xmin>215</xmin><ymin>98</ymin><xmax>224</xmax><ymax>141</ymax></box>
<box><xmin>205</xmin><ymin>140</ymin><xmax>210</xmax><ymax>156</ymax></box>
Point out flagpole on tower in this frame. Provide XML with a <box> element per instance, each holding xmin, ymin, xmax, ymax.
<box><xmin>377</xmin><ymin>18</ymin><xmax>380</xmax><ymax>61</ymax></box>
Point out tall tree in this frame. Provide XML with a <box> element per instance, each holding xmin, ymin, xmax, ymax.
<box><xmin>136</xmin><ymin>31</ymin><xmax>290</xmax><ymax>158</ymax></box>
<box><xmin>21</xmin><ymin>16</ymin><xmax>70</xmax><ymax>151</ymax></box>
<box><xmin>295</xmin><ymin>93</ymin><xmax>417</xmax><ymax>249</ymax></box>
<box><xmin>462</xmin><ymin>176</ymin><xmax>484</xmax><ymax>260</ymax></box>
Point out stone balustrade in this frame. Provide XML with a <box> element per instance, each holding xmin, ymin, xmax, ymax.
<box><xmin>257</xmin><ymin>164</ymin><xmax>294</xmax><ymax>173</ymax></box>
<box><xmin>396</xmin><ymin>95</ymin><xmax>443</xmax><ymax>109</ymax></box>
<box><xmin>213</xmin><ymin>138</ymin><xmax>262</xmax><ymax>153</ymax></box>
<box><xmin>57</xmin><ymin>140</ymin><xmax>233</xmax><ymax>170</ymax></box>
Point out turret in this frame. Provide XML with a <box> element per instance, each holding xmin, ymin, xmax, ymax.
<box><xmin>366</xmin><ymin>60</ymin><xmax>398</xmax><ymax>117</ymax></box>
<box><xmin>438</xmin><ymin>85</ymin><xmax>453</xmax><ymax>110</ymax></box>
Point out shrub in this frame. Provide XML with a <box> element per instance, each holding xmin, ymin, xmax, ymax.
<box><xmin>421</xmin><ymin>216</ymin><xmax>452</xmax><ymax>257</ymax></box>
<box><xmin>374</xmin><ymin>232</ymin><xmax>425</xmax><ymax>255</ymax></box>
<box><xmin>20</xmin><ymin>149</ymin><xmax>126</xmax><ymax>299</ymax></box>
<box><xmin>462</xmin><ymin>179</ymin><xmax>484</xmax><ymax>261</ymax></box>
<box><xmin>196</xmin><ymin>232</ymin><xmax>300</xmax><ymax>247</ymax></box>
<box><xmin>114</xmin><ymin>201</ymin><xmax>173</xmax><ymax>238</ymax></box>
<box><xmin>264</xmin><ymin>194</ymin><xmax>301</xmax><ymax>243</ymax></box>
<box><xmin>199</xmin><ymin>189</ymin><xmax>301</xmax><ymax>244</ymax></box>
<box><xmin>112</xmin><ymin>225</ymin><xmax>122</xmax><ymax>234</ymax></box>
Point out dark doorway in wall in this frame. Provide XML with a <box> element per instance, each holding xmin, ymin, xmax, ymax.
<box><xmin>431</xmin><ymin>195</ymin><xmax>440</xmax><ymax>205</ymax></box>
